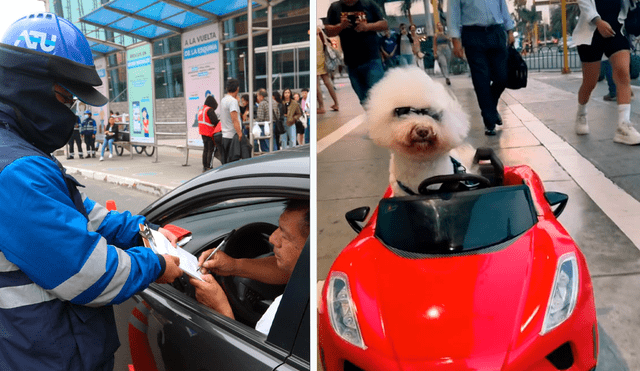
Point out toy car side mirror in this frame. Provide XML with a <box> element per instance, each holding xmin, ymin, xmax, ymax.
<box><xmin>345</xmin><ymin>206</ymin><xmax>370</xmax><ymax>234</ymax></box>
<box><xmin>544</xmin><ymin>191</ymin><xmax>568</xmax><ymax>218</ymax></box>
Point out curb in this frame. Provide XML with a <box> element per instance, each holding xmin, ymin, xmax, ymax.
<box><xmin>65</xmin><ymin>166</ymin><xmax>175</xmax><ymax>198</ymax></box>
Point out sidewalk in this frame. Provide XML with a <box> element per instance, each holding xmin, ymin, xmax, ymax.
<box><xmin>56</xmin><ymin>140</ymin><xmax>213</xmax><ymax>197</ymax></box>
<box><xmin>317</xmin><ymin>70</ymin><xmax>640</xmax><ymax>369</ymax></box>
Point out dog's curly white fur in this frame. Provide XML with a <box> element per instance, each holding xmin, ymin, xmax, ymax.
<box><xmin>367</xmin><ymin>67</ymin><xmax>470</xmax><ymax>195</ymax></box>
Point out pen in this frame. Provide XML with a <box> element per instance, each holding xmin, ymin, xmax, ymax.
<box><xmin>197</xmin><ymin>229</ymin><xmax>235</xmax><ymax>271</ymax></box>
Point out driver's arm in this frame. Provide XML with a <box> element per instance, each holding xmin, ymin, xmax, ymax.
<box><xmin>199</xmin><ymin>251</ymin><xmax>290</xmax><ymax>285</ymax></box>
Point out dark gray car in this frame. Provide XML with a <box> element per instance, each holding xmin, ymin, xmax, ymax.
<box><xmin>128</xmin><ymin>146</ymin><xmax>310</xmax><ymax>371</ymax></box>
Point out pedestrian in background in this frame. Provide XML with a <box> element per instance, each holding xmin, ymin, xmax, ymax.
<box><xmin>198</xmin><ymin>94</ymin><xmax>219</xmax><ymax>171</ymax></box>
<box><xmin>255</xmin><ymin>88</ymin><xmax>270</xmax><ymax>153</ymax></box>
<box><xmin>398</xmin><ymin>23</ymin><xmax>415</xmax><ymax>66</ymax></box>
<box><xmin>301</xmin><ymin>88</ymin><xmax>311</xmax><ymax>144</ymax></box>
<box><xmin>81</xmin><ymin>109</ymin><xmax>97</xmax><ymax>158</ymax></box>
<box><xmin>449</xmin><ymin>0</ymin><xmax>515</xmax><ymax>136</ymax></box>
<box><xmin>0</xmin><ymin>13</ymin><xmax>183</xmax><ymax>371</ymax></box>
<box><xmin>67</xmin><ymin>115</ymin><xmax>83</xmax><ymax>159</ymax></box>
<box><xmin>272</xmin><ymin>91</ymin><xmax>284</xmax><ymax>151</ymax></box>
<box><xmin>282</xmin><ymin>88</ymin><xmax>302</xmax><ymax>149</ymax></box>
<box><xmin>326</xmin><ymin>0</ymin><xmax>388</xmax><ymax>106</ymax></box>
<box><xmin>100</xmin><ymin>115</ymin><xmax>118</xmax><ymax>161</ymax></box>
<box><xmin>380</xmin><ymin>29</ymin><xmax>400</xmax><ymax>70</ymax></box>
<box><xmin>435</xmin><ymin>22</ymin><xmax>453</xmax><ymax>86</ymax></box>
<box><xmin>572</xmin><ymin>0</ymin><xmax>640</xmax><ymax>144</ymax></box>
<box><xmin>317</xmin><ymin>26</ymin><xmax>340</xmax><ymax>113</ymax></box>
<box><xmin>220</xmin><ymin>79</ymin><xmax>248</xmax><ymax>163</ymax></box>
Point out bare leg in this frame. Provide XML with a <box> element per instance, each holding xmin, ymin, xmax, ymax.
<box><xmin>610</xmin><ymin>50</ymin><xmax>631</xmax><ymax>105</ymax></box>
<box><xmin>578</xmin><ymin>61</ymin><xmax>601</xmax><ymax>105</ymax></box>
<box><xmin>321</xmin><ymin>73</ymin><xmax>339</xmax><ymax>110</ymax></box>
<box><xmin>317</xmin><ymin>75</ymin><xmax>326</xmax><ymax>113</ymax></box>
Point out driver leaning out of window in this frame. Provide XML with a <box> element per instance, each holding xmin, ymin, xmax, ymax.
<box><xmin>190</xmin><ymin>200</ymin><xmax>310</xmax><ymax>334</ymax></box>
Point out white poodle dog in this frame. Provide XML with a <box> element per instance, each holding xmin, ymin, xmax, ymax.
<box><xmin>367</xmin><ymin>66</ymin><xmax>470</xmax><ymax>196</ymax></box>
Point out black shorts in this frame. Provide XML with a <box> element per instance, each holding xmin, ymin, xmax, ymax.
<box><xmin>295</xmin><ymin>120</ymin><xmax>305</xmax><ymax>134</ymax></box>
<box><xmin>577</xmin><ymin>25</ymin><xmax>630</xmax><ymax>62</ymax></box>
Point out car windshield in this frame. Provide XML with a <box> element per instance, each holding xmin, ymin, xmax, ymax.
<box><xmin>375</xmin><ymin>185</ymin><xmax>537</xmax><ymax>256</ymax></box>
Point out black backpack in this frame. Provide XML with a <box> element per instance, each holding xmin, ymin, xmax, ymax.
<box><xmin>626</xmin><ymin>4</ymin><xmax>640</xmax><ymax>36</ymax></box>
<box><xmin>506</xmin><ymin>45</ymin><xmax>527</xmax><ymax>90</ymax></box>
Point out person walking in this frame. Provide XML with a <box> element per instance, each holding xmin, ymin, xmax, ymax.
<box><xmin>67</xmin><ymin>115</ymin><xmax>83</xmax><ymax>159</ymax></box>
<box><xmin>435</xmin><ymin>22</ymin><xmax>453</xmax><ymax>85</ymax></box>
<box><xmin>100</xmin><ymin>115</ymin><xmax>118</xmax><ymax>161</ymax></box>
<box><xmin>0</xmin><ymin>13</ymin><xmax>183</xmax><ymax>371</ymax></box>
<box><xmin>326</xmin><ymin>0</ymin><xmax>389</xmax><ymax>106</ymax></box>
<box><xmin>317</xmin><ymin>26</ymin><xmax>340</xmax><ymax>113</ymax></box>
<box><xmin>197</xmin><ymin>94</ymin><xmax>220</xmax><ymax>171</ymax></box>
<box><xmin>80</xmin><ymin>110</ymin><xmax>97</xmax><ymax>158</ymax></box>
<box><xmin>272</xmin><ymin>91</ymin><xmax>284</xmax><ymax>151</ymax></box>
<box><xmin>255</xmin><ymin>88</ymin><xmax>271</xmax><ymax>153</ymax></box>
<box><xmin>572</xmin><ymin>0</ymin><xmax>640</xmax><ymax>144</ymax></box>
<box><xmin>449</xmin><ymin>0</ymin><xmax>515</xmax><ymax>136</ymax></box>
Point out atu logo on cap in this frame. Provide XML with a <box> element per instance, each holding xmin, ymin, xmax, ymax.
<box><xmin>14</xmin><ymin>30</ymin><xmax>57</xmax><ymax>52</ymax></box>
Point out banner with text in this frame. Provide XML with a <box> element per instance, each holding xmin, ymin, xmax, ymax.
<box><xmin>182</xmin><ymin>23</ymin><xmax>221</xmax><ymax>147</ymax></box>
<box><xmin>127</xmin><ymin>43</ymin><xmax>154</xmax><ymax>144</ymax></box>
<box><xmin>92</xmin><ymin>57</ymin><xmax>109</xmax><ymax>141</ymax></box>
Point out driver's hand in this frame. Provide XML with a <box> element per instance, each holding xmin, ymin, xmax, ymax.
<box><xmin>156</xmin><ymin>255</ymin><xmax>182</xmax><ymax>284</ymax></box>
<box><xmin>189</xmin><ymin>274</ymin><xmax>235</xmax><ymax>319</ymax></box>
<box><xmin>200</xmin><ymin>250</ymin><xmax>237</xmax><ymax>276</ymax></box>
<box><xmin>158</xmin><ymin>227</ymin><xmax>178</xmax><ymax>247</ymax></box>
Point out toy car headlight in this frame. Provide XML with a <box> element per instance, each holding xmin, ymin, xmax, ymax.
<box><xmin>541</xmin><ymin>253</ymin><xmax>579</xmax><ymax>335</ymax></box>
<box><xmin>327</xmin><ymin>271</ymin><xmax>366</xmax><ymax>349</ymax></box>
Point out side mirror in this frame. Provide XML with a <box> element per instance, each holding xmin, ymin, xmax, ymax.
<box><xmin>345</xmin><ymin>206</ymin><xmax>370</xmax><ymax>234</ymax></box>
<box><xmin>544</xmin><ymin>192</ymin><xmax>568</xmax><ymax>218</ymax></box>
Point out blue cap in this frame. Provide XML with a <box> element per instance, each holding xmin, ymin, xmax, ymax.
<box><xmin>0</xmin><ymin>13</ymin><xmax>107</xmax><ymax>106</ymax></box>
<box><xmin>84</xmin><ymin>110</ymin><xmax>91</xmax><ymax>114</ymax></box>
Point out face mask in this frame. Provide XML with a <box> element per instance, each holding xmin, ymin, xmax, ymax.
<box><xmin>84</xmin><ymin>114</ymin><xmax>89</xmax><ymax>120</ymax></box>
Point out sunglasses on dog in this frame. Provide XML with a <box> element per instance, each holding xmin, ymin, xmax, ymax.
<box><xmin>394</xmin><ymin>107</ymin><xmax>442</xmax><ymax>121</ymax></box>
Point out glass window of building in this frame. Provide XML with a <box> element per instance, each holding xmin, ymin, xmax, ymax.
<box><xmin>154</xmin><ymin>55</ymin><xmax>183</xmax><ymax>99</ymax></box>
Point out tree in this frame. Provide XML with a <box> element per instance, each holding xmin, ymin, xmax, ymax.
<box><xmin>550</xmin><ymin>4</ymin><xmax>580</xmax><ymax>38</ymax></box>
<box><xmin>401</xmin><ymin>0</ymin><xmax>420</xmax><ymax>25</ymax></box>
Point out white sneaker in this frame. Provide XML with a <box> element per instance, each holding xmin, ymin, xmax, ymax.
<box><xmin>575</xmin><ymin>114</ymin><xmax>589</xmax><ymax>135</ymax></box>
<box><xmin>614</xmin><ymin>121</ymin><xmax>640</xmax><ymax>145</ymax></box>
<box><xmin>109</xmin><ymin>153</ymin><xmax>113</xmax><ymax>159</ymax></box>
<box><xmin>99</xmin><ymin>156</ymin><xmax>104</xmax><ymax>161</ymax></box>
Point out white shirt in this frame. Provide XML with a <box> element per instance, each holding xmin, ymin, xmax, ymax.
<box><xmin>255</xmin><ymin>294</ymin><xmax>282</xmax><ymax>335</ymax></box>
<box><xmin>220</xmin><ymin>94</ymin><xmax>240</xmax><ymax>139</ymax></box>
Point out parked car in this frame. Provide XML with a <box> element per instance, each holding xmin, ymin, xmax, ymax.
<box><xmin>128</xmin><ymin>146</ymin><xmax>310</xmax><ymax>371</ymax></box>
<box><xmin>318</xmin><ymin>148</ymin><xmax>598</xmax><ymax>371</ymax></box>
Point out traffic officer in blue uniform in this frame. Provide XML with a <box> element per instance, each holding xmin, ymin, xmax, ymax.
<box><xmin>0</xmin><ymin>13</ymin><xmax>183</xmax><ymax>371</ymax></box>
<box><xmin>81</xmin><ymin>109</ymin><xmax>97</xmax><ymax>158</ymax></box>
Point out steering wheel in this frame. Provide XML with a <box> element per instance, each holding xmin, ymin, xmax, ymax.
<box><xmin>418</xmin><ymin>173</ymin><xmax>491</xmax><ymax>195</ymax></box>
<box><xmin>215</xmin><ymin>222</ymin><xmax>286</xmax><ymax>328</ymax></box>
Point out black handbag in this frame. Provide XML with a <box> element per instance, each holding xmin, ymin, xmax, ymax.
<box><xmin>626</xmin><ymin>4</ymin><xmax>640</xmax><ymax>36</ymax></box>
<box><xmin>506</xmin><ymin>45</ymin><xmax>528</xmax><ymax>90</ymax></box>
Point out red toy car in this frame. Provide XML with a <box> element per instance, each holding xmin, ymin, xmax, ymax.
<box><xmin>318</xmin><ymin>149</ymin><xmax>598</xmax><ymax>371</ymax></box>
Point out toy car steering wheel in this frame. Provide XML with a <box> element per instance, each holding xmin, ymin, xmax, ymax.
<box><xmin>418</xmin><ymin>173</ymin><xmax>491</xmax><ymax>195</ymax></box>
<box><xmin>216</xmin><ymin>222</ymin><xmax>286</xmax><ymax>328</ymax></box>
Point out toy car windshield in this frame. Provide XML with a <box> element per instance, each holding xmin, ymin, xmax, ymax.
<box><xmin>375</xmin><ymin>185</ymin><xmax>537</xmax><ymax>256</ymax></box>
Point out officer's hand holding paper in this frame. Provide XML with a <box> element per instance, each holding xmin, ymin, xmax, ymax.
<box><xmin>141</xmin><ymin>225</ymin><xmax>203</xmax><ymax>281</ymax></box>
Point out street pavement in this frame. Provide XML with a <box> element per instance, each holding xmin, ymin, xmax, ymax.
<box><xmin>317</xmin><ymin>71</ymin><xmax>640</xmax><ymax>369</ymax></box>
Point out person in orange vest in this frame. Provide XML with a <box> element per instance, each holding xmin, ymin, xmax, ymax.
<box><xmin>198</xmin><ymin>94</ymin><xmax>221</xmax><ymax>171</ymax></box>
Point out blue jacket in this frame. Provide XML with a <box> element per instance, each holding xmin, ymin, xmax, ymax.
<box><xmin>81</xmin><ymin>117</ymin><xmax>97</xmax><ymax>135</ymax></box>
<box><xmin>0</xmin><ymin>107</ymin><xmax>166</xmax><ymax>370</ymax></box>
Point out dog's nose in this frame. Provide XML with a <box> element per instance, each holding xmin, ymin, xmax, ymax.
<box><xmin>415</xmin><ymin>126</ymin><xmax>435</xmax><ymax>139</ymax></box>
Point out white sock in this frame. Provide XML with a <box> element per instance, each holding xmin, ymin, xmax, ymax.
<box><xmin>577</xmin><ymin>103</ymin><xmax>587</xmax><ymax>116</ymax></box>
<box><xmin>618</xmin><ymin>104</ymin><xmax>631</xmax><ymax>125</ymax></box>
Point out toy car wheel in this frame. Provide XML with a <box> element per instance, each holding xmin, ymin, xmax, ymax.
<box><xmin>116</xmin><ymin>145</ymin><xmax>124</xmax><ymax>156</ymax></box>
<box><xmin>418</xmin><ymin>173</ymin><xmax>491</xmax><ymax>195</ymax></box>
<box><xmin>144</xmin><ymin>146</ymin><xmax>155</xmax><ymax>156</ymax></box>
<box><xmin>134</xmin><ymin>145</ymin><xmax>144</xmax><ymax>154</ymax></box>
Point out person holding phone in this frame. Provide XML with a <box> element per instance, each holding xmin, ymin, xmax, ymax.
<box><xmin>326</xmin><ymin>0</ymin><xmax>389</xmax><ymax>105</ymax></box>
